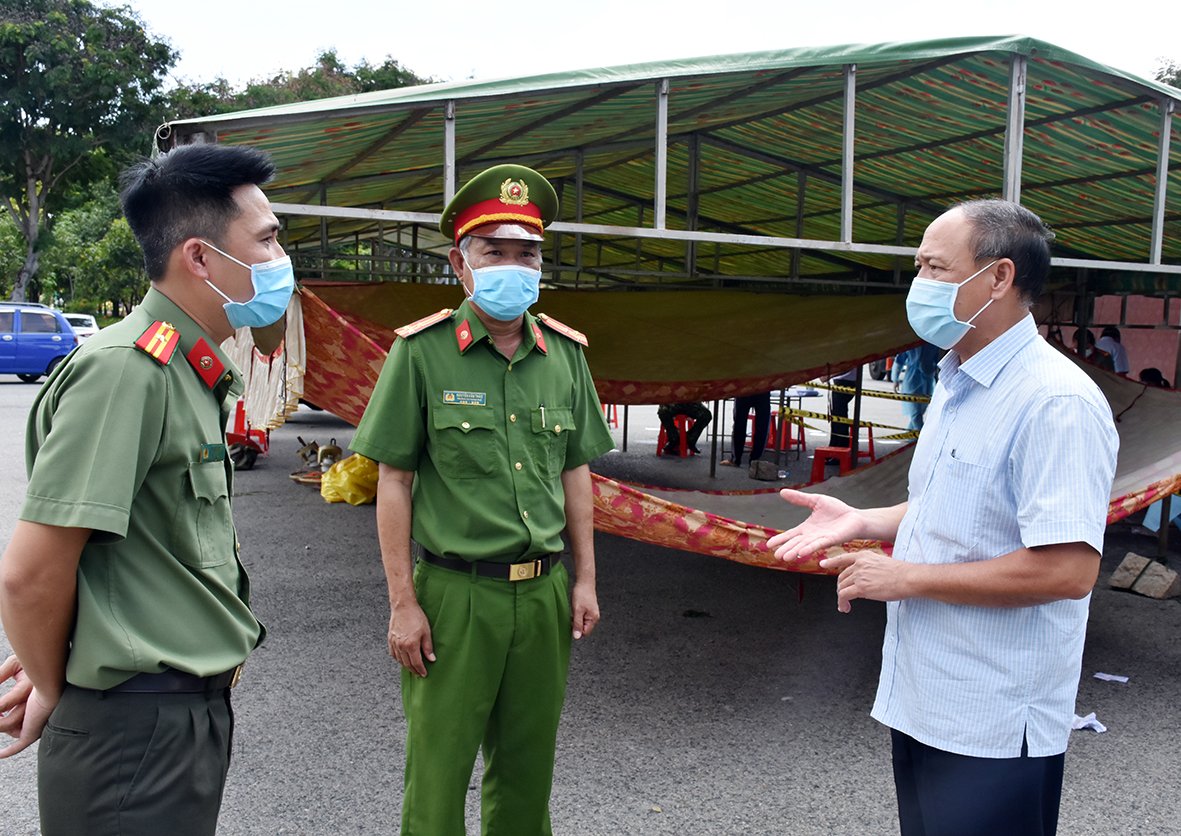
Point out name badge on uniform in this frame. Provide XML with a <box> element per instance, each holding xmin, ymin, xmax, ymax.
<box><xmin>442</xmin><ymin>390</ymin><xmax>487</xmax><ymax>406</ymax></box>
<box><xmin>199</xmin><ymin>443</ymin><xmax>227</xmax><ymax>463</ymax></box>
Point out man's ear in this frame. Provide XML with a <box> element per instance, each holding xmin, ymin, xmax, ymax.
<box><xmin>178</xmin><ymin>238</ymin><xmax>212</xmax><ymax>280</ymax></box>
<box><xmin>447</xmin><ymin>246</ymin><xmax>465</xmax><ymax>277</ymax></box>
<box><xmin>991</xmin><ymin>257</ymin><xmax>1017</xmax><ymax>299</ymax></box>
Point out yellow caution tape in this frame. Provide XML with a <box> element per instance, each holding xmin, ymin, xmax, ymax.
<box><xmin>808</xmin><ymin>381</ymin><xmax>932</xmax><ymax>404</ymax></box>
<box><xmin>783</xmin><ymin>407</ymin><xmax>910</xmax><ymax>433</ymax></box>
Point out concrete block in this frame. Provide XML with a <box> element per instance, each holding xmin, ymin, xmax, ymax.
<box><xmin>1110</xmin><ymin>552</ymin><xmax>1181</xmax><ymax>599</ymax></box>
<box><xmin>1130</xmin><ymin>561</ymin><xmax>1181</xmax><ymax>600</ymax></box>
<box><xmin>1109</xmin><ymin>552</ymin><xmax>1150</xmax><ymax>590</ymax></box>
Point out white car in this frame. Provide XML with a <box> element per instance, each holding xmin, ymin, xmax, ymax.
<box><xmin>63</xmin><ymin>313</ymin><xmax>99</xmax><ymax>342</ymax></box>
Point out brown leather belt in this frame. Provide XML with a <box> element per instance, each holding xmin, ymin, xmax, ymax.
<box><xmin>104</xmin><ymin>665</ymin><xmax>244</xmax><ymax>694</ymax></box>
<box><xmin>420</xmin><ymin>549</ymin><xmax>561</xmax><ymax>582</ymax></box>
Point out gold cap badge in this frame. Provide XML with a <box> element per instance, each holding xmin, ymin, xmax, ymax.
<box><xmin>499</xmin><ymin>178</ymin><xmax>529</xmax><ymax>206</ymax></box>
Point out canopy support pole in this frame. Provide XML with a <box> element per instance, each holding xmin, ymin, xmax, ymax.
<box><xmin>575</xmin><ymin>150</ymin><xmax>585</xmax><ymax>288</ymax></box>
<box><xmin>319</xmin><ymin>184</ymin><xmax>328</xmax><ymax>280</ymax></box>
<box><xmin>894</xmin><ymin>203</ymin><xmax>907</xmax><ymax>285</ymax></box>
<box><xmin>791</xmin><ymin>171</ymin><xmax>806</xmax><ymax>279</ymax></box>
<box><xmin>687</xmin><ymin>133</ymin><xmax>700</xmax><ymax>281</ymax></box>
<box><xmin>655</xmin><ymin>79</ymin><xmax>669</xmax><ymax>230</ymax></box>
<box><xmin>1150</xmin><ymin>99</ymin><xmax>1174</xmax><ymax>264</ymax></box>
<box><xmin>443</xmin><ymin>100</ymin><xmax>456</xmax><ymax>206</ymax></box>
<box><xmin>840</xmin><ymin>64</ymin><xmax>856</xmax><ymax>243</ymax></box>
<box><xmin>1003</xmin><ymin>55</ymin><xmax>1027</xmax><ymax>203</ymax></box>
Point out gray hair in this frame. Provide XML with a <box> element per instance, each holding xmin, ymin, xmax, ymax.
<box><xmin>951</xmin><ymin>199</ymin><xmax>1054</xmax><ymax>304</ymax></box>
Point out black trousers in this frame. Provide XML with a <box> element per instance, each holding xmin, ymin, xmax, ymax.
<box><xmin>891</xmin><ymin>729</ymin><xmax>1064</xmax><ymax>836</ymax></box>
<box><xmin>730</xmin><ymin>392</ymin><xmax>771</xmax><ymax>464</ymax></box>
<box><xmin>828</xmin><ymin>390</ymin><xmax>854</xmax><ymax>448</ymax></box>
<box><xmin>38</xmin><ymin>685</ymin><xmax>234</xmax><ymax>836</ymax></box>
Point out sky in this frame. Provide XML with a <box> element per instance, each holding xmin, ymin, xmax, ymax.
<box><xmin>127</xmin><ymin>0</ymin><xmax>1176</xmax><ymax>91</ymax></box>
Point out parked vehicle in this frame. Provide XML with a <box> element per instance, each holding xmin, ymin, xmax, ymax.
<box><xmin>63</xmin><ymin>313</ymin><xmax>100</xmax><ymax>342</ymax></box>
<box><xmin>0</xmin><ymin>302</ymin><xmax>79</xmax><ymax>382</ymax></box>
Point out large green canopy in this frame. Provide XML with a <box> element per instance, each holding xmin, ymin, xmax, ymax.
<box><xmin>162</xmin><ymin>35</ymin><xmax>1181</xmax><ymax>294</ymax></box>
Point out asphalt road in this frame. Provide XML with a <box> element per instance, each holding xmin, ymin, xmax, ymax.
<box><xmin>1</xmin><ymin>380</ymin><xmax>1179</xmax><ymax>835</ymax></box>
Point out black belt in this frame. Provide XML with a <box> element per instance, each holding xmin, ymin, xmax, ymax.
<box><xmin>419</xmin><ymin>549</ymin><xmax>560</xmax><ymax>582</ymax></box>
<box><xmin>104</xmin><ymin>665</ymin><xmax>244</xmax><ymax>694</ymax></box>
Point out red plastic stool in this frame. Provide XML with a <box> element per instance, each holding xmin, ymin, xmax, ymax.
<box><xmin>603</xmin><ymin>403</ymin><xmax>619</xmax><ymax>428</ymax></box>
<box><xmin>810</xmin><ymin>446</ymin><xmax>853</xmax><ymax>482</ymax></box>
<box><xmin>657</xmin><ymin>414</ymin><xmax>695</xmax><ymax>457</ymax></box>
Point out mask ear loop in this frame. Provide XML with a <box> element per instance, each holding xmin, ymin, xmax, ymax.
<box><xmin>959</xmin><ymin>260</ymin><xmax>999</xmax><ymax>328</ymax></box>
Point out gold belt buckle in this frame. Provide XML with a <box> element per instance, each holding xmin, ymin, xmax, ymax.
<box><xmin>229</xmin><ymin>663</ymin><xmax>244</xmax><ymax>689</ymax></box>
<box><xmin>509</xmin><ymin>559</ymin><xmax>543</xmax><ymax>582</ymax></box>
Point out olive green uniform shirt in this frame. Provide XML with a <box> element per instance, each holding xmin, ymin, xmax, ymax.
<box><xmin>351</xmin><ymin>300</ymin><xmax>614</xmax><ymax>561</ymax></box>
<box><xmin>21</xmin><ymin>288</ymin><xmax>263</xmax><ymax>690</ymax></box>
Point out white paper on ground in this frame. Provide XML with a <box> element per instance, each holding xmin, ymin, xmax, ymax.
<box><xmin>1072</xmin><ymin>712</ymin><xmax>1107</xmax><ymax>733</ymax></box>
<box><xmin>1094</xmin><ymin>672</ymin><xmax>1130</xmax><ymax>683</ymax></box>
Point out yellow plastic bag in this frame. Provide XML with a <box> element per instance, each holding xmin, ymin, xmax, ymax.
<box><xmin>320</xmin><ymin>453</ymin><xmax>378</xmax><ymax>505</ymax></box>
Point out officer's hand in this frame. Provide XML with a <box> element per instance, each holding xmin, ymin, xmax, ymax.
<box><xmin>767</xmin><ymin>489</ymin><xmax>864</xmax><ymax>563</ymax></box>
<box><xmin>571</xmin><ymin>579</ymin><xmax>600</xmax><ymax>640</ymax></box>
<box><xmin>0</xmin><ymin>683</ymin><xmax>56</xmax><ymax>759</ymax></box>
<box><xmin>389</xmin><ymin>602</ymin><xmax>436</xmax><ymax>677</ymax></box>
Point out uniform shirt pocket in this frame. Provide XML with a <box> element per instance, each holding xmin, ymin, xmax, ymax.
<box><xmin>531</xmin><ymin>406</ymin><xmax>575</xmax><ymax>479</ymax></box>
<box><xmin>431</xmin><ymin>404</ymin><xmax>498</xmax><ymax>479</ymax></box>
<box><xmin>171</xmin><ymin>461</ymin><xmax>235</xmax><ymax>568</ymax></box>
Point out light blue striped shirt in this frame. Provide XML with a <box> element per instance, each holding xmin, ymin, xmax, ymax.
<box><xmin>871</xmin><ymin>314</ymin><xmax>1118</xmax><ymax>758</ymax></box>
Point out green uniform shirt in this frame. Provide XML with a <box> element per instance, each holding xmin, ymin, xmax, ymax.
<box><xmin>351</xmin><ymin>300</ymin><xmax>614</xmax><ymax>561</ymax></box>
<box><xmin>21</xmin><ymin>288</ymin><xmax>263</xmax><ymax>690</ymax></box>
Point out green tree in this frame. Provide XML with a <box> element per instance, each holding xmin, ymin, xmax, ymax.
<box><xmin>164</xmin><ymin>49</ymin><xmax>429</xmax><ymax>121</ymax></box>
<box><xmin>0</xmin><ymin>0</ymin><xmax>176</xmax><ymax>301</ymax></box>
<box><xmin>1155</xmin><ymin>59</ymin><xmax>1181</xmax><ymax>88</ymax></box>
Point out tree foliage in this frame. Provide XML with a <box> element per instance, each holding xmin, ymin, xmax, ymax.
<box><xmin>1155</xmin><ymin>59</ymin><xmax>1181</xmax><ymax>89</ymax></box>
<box><xmin>2</xmin><ymin>6</ymin><xmax>428</xmax><ymax>308</ymax></box>
<box><xmin>165</xmin><ymin>49</ymin><xmax>429</xmax><ymax>121</ymax></box>
<box><xmin>0</xmin><ymin>0</ymin><xmax>176</xmax><ymax>300</ymax></box>
<box><xmin>39</xmin><ymin>181</ymin><xmax>146</xmax><ymax>316</ymax></box>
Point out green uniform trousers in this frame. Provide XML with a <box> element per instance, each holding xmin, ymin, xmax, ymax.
<box><xmin>38</xmin><ymin>685</ymin><xmax>233</xmax><ymax>836</ymax></box>
<box><xmin>401</xmin><ymin>558</ymin><xmax>572</xmax><ymax>836</ymax></box>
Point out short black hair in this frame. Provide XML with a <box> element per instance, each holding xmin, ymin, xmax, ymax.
<box><xmin>119</xmin><ymin>144</ymin><xmax>276</xmax><ymax>280</ymax></box>
<box><xmin>1101</xmin><ymin>325</ymin><xmax>1121</xmax><ymax>342</ymax></box>
<box><xmin>952</xmin><ymin>199</ymin><xmax>1054</xmax><ymax>303</ymax></box>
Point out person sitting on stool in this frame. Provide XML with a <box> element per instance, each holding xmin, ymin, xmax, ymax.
<box><xmin>721</xmin><ymin>391</ymin><xmax>771</xmax><ymax>467</ymax></box>
<box><xmin>657</xmin><ymin>402</ymin><xmax>711</xmax><ymax>455</ymax></box>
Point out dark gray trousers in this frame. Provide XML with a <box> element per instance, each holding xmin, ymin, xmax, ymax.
<box><xmin>38</xmin><ymin>685</ymin><xmax>234</xmax><ymax>836</ymax></box>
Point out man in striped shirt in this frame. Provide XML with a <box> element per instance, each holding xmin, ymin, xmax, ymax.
<box><xmin>770</xmin><ymin>200</ymin><xmax>1118</xmax><ymax>836</ymax></box>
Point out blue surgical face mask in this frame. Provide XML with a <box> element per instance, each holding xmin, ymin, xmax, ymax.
<box><xmin>461</xmin><ymin>251</ymin><xmax>541</xmax><ymax>321</ymax></box>
<box><xmin>905</xmin><ymin>260</ymin><xmax>997</xmax><ymax>350</ymax></box>
<box><xmin>202</xmin><ymin>240</ymin><xmax>295</xmax><ymax>329</ymax></box>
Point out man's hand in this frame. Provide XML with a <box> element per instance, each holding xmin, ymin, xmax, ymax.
<box><xmin>819</xmin><ymin>551</ymin><xmax>913</xmax><ymax>613</ymax></box>
<box><xmin>0</xmin><ymin>655</ymin><xmax>31</xmax><ymax>739</ymax></box>
<box><xmin>0</xmin><ymin>655</ymin><xmax>56</xmax><ymax>758</ymax></box>
<box><xmin>388</xmin><ymin>601</ymin><xmax>436</xmax><ymax>678</ymax></box>
<box><xmin>767</xmin><ymin>489</ymin><xmax>865</xmax><ymax>562</ymax></box>
<box><xmin>571</xmin><ymin>579</ymin><xmax>599</xmax><ymax>640</ymax></box>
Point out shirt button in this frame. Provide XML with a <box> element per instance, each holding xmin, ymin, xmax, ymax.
<box><xmin>515</xmin><ymin>462</ymin><xmax>522</xmax><ymax>471</ymax></box>
<box><xmin>461</xmin><ymin>421</ymin><xmax>470</xmax><ymax>429</ymax></box>
<box><xmin>510</xmin><ymin>414</ymin><xmax>517</xmax><ymax>422</ymax></box>
<box><xmin>553</xmin><ymin>425</ymin><xmax>562</xmax><ymax>434</ymax></box>
<box><xmin>522</xmin><ymin>510</ymin><xmax>529</xmax><ymax>519</ymax></box>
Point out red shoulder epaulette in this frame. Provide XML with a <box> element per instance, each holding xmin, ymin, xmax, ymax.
<box><xmin>536</xmin><ymin>313</ymin><xmax>588</xmax><ymax>347</ymax></box>
<box><xmin>134</xmin><ymin>321</ymin><xmax>180</xmax><ymax>365</ymax></box>
<box><xmin>395</xmin><ymin>308</ymin><xmax>453</xmax><ymax>339</ymax></box>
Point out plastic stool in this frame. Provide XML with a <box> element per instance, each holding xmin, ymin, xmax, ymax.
<box><xmin>810</xmin><ymin>446</ymin><xmax>853</xmax><ymax>482</ymax></box>
<box><xmin>657</xmin><ymin>414</ymin><xmax>695</xmax><ymax>457</ymax></box>
<box><xmin>603</xmin><ymin>403</ymin><xmax>619</xmax><ymax>428</ymax></box>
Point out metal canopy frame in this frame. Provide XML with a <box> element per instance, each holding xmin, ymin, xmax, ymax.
<box><xmin>163</xmin><ymin>36</ymin><xmax>1181</xmax><ymax>292</ymax></box>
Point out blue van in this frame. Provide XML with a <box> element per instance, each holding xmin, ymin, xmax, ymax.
<box><xmin>0</xmin><ymin>302</ymin><xmax>79</xmax><ymax>382</ymax></box>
